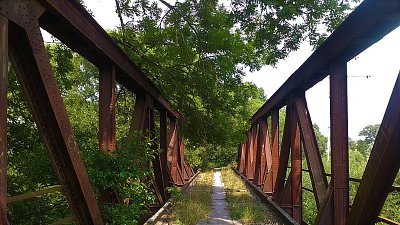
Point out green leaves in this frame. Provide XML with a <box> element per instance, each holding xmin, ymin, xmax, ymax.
<box><xmin>111</xmin><ymin>0</ymin><xmax>354</xmax><ymax>168</ymax></box>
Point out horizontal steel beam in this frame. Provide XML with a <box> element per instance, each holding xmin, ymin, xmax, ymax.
<box><xmin>251</xmin><ymin>0</ymin><xmax>400</xmax><ymax>124</ymax></box>
<box><xmin>33</xmin><ymin>0</ymin><xmax>180</xmax><ymax>119</ymax></box>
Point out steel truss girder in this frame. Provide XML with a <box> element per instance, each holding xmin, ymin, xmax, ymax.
<box><xmin>7</xmin><ymin>1</ymin><xmax>103</xmax><ymax>223</ymax></box>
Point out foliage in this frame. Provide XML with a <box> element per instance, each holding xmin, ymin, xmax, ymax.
<box><xmin>359</xmin><ymin>124</ymin><xmax>380</xmax><ymax>145</ymax></box>
<box><xmin>6</xmin><ymin>43</ymin><xmax>159</xmax><ymax>224</ymax></box>
<box><xmin>110</xmin><ymin>0</ymin><xmax>356</xmax><ymax>168</ymax></box>
<box><xmin>170</xmin><ymin>171</ymin><xmax>213</xmax><ymax>225</ymax></box>
<box><xmin>221</xmin><ymin>167</ymin><xmax>285</xmax><ymax>224</ymax></box>
<box><xmin>314</xmin><ymin>124</ymin><xmax>328</xmax><ymax>156</ymax></box>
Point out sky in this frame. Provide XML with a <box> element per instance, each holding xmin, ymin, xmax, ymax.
<box><xmin>77</xmin><ymin>0</ymin><xmax>400</xmax><ymax>140</ymax></box>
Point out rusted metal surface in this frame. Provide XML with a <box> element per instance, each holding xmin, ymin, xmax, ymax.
<box><xmin>233</xmin><ymin>167</ymin><xmax>299</xmax><ymax>225</ymax></box>
<box><xmin>0</xmin><ymin>0</ymin><xmax>190</xmax><ymax>223</ymax></box>
<box><xmin>274</xmin><ymin>108</ymin><xmax>291</xmax><ymax>200</ymax></box>
<box><xmin>270</xmin><ymin>110</ymin><xmax>279</xmax><ymax>193</ymax></box>
<box><xmin>347</xmin><ymin>72</ymin><xmax>400</xmax><ymax>225</ymax></box>
<box><xmin>329</xmin><ymin>62</ymin><xmax>349</xmax><ymax>225</ymax></box>
<box><xmin>150</xmin><ymin>108</ymin><xmax>166</xmax><ymax>205</ymax></box>
<box><xmin>278</xmin><ymin>172</ymin><xmax>293</xmax><ymax>216</ymax></box>
<box><xmin>294</xmin><ymin>94</ymin><xmax>327</xmax><ymax>208</ymax></box>
<box><xmin>251</xmin><ymin>0</ymin><xmax>400</xmax><ymax>124</ymax></box>
<box><xmin>0</xmin><ymin>14</ymin><xmax>9</xmax><ymax>225</ymax></box>
<box><xmin>289</xmin><ymin>103</ymin><xmax>302</xmax><ymax>223</ymax></box>
<box><xmin>178</xmin><ymin>137</ymin><xmax>189</xmax><ymax>181</ymax></box>
<box><xmin>237</xmin><ymin>1</ymin><xmax>400</xmax><ymax>224</ymax></box>
<box><xmin>35</xmin><ymin>0</ymin><xmax>180</xmax><ymax>119</ymax></box>
<box><xmin>168</xmin><ymin>120</ymin><xmax>184</xmax><ymax>186</ymax></box>
<box><xmin>159</xmin><ymin>110</ymin><xmax>172</xmax><ymax>198</ymax></box>
<box><xmin>263</xmin><ymin>120</ymin><xmax>273</xmax><ymax>192</ymax></box>
<box><xmin>129</xmin><ymin>93</ymin><xmax>153</xmax><ymax>133</ymax></box>
<box><xmin>99</xmin><ymin>65</ymin><xmax>116</xmax><ymax>152</ymax></box>
<box><xmin>254</xmin><ymin>121</ymin><xmax>267</xmax><ymax>186</ymax></box>
<box><xmin>8</xmin><ymin>1</ymin><xmax>103</xmax><ymax>223</ymax></box>
<box><xmin>238</xmin><ymin>143</ymin><xmax>246</xmax><ymax>174</ymax></box>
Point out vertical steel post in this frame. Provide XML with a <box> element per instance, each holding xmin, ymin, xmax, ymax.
<box><xmin>0</xmin><ymin>15</ymin><xmax>9</xmax><ymax>225</ymax></box>
<box><xmin>99</xmin><ymin>65</ymin><xmax>116</xmax><ymax>152</ymax></box>
<box><xmin>330</xmin><ymin>62</ymin><xmax>349</xmax><ymax>225</ymax></box>
<box><xmin>290</xmin><ymin>102</ymin><xmax>302</xmax><ymax>223</ymax></box>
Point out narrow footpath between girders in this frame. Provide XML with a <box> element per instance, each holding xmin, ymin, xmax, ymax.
<box><xmin>197</xmin><ymin>168</ymin><xmax>240</xmax><ymax>225</ymax></box>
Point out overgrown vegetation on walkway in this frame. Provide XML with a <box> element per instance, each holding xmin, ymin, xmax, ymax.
<box><xmin>220</xmin><ymin>167</ymin><xmax>284</xmax><ymax>224</ymax></box>
<box><xmin>170</xmin><ymin>170</ymin><xmax>213</xmax><ymax>225</ymax></box>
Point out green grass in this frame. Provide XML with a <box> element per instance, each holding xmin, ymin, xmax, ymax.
<box><xmin>170</xmin><ymin>170</ymin><xmax>213</xmax><ymax>225</ymax></box>
<box><xmin>221</xmin><ymin>167</ymin><xmax>284</xmax><ymax>224</ymax></box>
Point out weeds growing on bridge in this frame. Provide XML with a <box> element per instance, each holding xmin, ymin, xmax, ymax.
<box><xmin>170</xmin><ymin>170</ymin><xmax>213</xmax><ymax>225</ymax></box>
<box><xmin>221</xmin><ymin>167</ymin><xmax>284</xmax><ymax>224</ymax></box>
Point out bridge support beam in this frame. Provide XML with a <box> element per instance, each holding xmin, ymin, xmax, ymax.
<box><xmin>290</xmin><ymin>101</ymin><xmax>302</xmax><ymax>223</ymax></box>
<box><xmin>169</xmin><ymin>120</ymin><xmax>184</xmax><ymax>186</ymax></box>
<box><xmin>159</xmin><ymin>109</ymin><xmax>172</xmax><ymax>199</ymax></box>
<box><xmin>295</xmin><ymin>94</ymin><xmax>327</xmax><ymax>208</ymax></box>
<box><xmin>254</xmin><ymin>121</ymin><xmax>268</xmax><ymax>187</ymax></box>
<box><xmin>347</xmin><ymin>72</ymin><xmax>400</xmax><ymax>225</ymax></box>
<box><xmin>275</xmin><ymin>107</ymin><xmax>291</xmax><ymax>200</ymax></box>
<box><xmin>329</xmin><ymin>62</ymin><xmax>349</xmax><ymax>225</ymax></box>
<box><xmin>8</xmin><ymin>2</ymin><xmax>103</xmax><ymax>223</ymax></box>
<box><xmin>0</xmin><ymin>14</ymin><xmax>9</xmax><ymax>225</ymax></box>
<box><xmin>99</xmin><ymin>65</ymin><xmax>116</xmax><ymax>152</ymax></box>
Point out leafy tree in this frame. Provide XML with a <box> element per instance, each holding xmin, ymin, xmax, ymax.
<box><xmin>359</xmin><ymin>124</ymin><xmax>380</xmax><ymax>146</ymax></box>
<box><xmin>110</xmin><ymin>0</ymin><xmax>357</xmax><ymax>168</ymax></box>
<box><xmin>313</xmin><ymin>124</ymin><xmax>327</xmax><ymax>156</ymax></box>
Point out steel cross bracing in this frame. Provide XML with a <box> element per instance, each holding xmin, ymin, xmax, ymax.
<box><xmin>0</xmin><ymin>0</ymin><xmax>195</xmax><ymax>224</ymax></box>
<box><xmin>236</xmin><ymin>0</ymin><xmax>400</xmax><ymax>225</ymax></box>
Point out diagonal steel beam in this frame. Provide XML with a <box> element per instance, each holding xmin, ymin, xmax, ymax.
<box><xmin>347</xmin><ymin>72</ymin><xmax>400</xmax><ymax>225</ymax></box>
<box><xmin>253</xmin><ymin>123</ymin><xmax>265</xmax><ymax>186</ymax></box>
<box><xmin>8</xmin><ymin>2</ymin><xmax>103</xmax><ymax>224</ymax></box>
<box><xmin>271</xmin><ymin>110</ymin><xmax>280</xmax><ymax>193</ymax></box>
<box><xmin>168</xmin><ymin>120</ymin><xmax>183</xmax><ymax>186</ymax></box>
<box><xmin>275</xmin><ymin>107</ymin><xmax>291</xmax><ymax>200</ymax></box>
<box><xmin>0</xmin><ymin>14</ymin><xmax>9</xmax><ymax>225</ymax></box>
<box><xmin>129</xmin><ymin>93</ymin><xmax>153</xmax><ymax>133</ymax></box>
<box><xmin>159</xmin><ymin>109</ymin><xmax>172</xmax><ymax>198</ymax></box>
<box><xmin>294</xmin><ymin>94</ymin><xmax>327</xmax><ymax>208</ymax></box>
<box><xmin>178</xmin><ymin>137</ymin><xmax>189</xmax><ymax>181</ymax></box>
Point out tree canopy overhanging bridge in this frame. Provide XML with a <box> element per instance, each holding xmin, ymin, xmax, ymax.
<box><xmin>0</xmin><ymin>0</ymin><xmax>399</xmax><ymax>224</ymax></box>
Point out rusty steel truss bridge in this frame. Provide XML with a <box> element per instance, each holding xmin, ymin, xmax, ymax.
<box><xmin>0</xmin><ymin>0</ymin><xmax>400</xmax><ymax>224</ymax></box>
